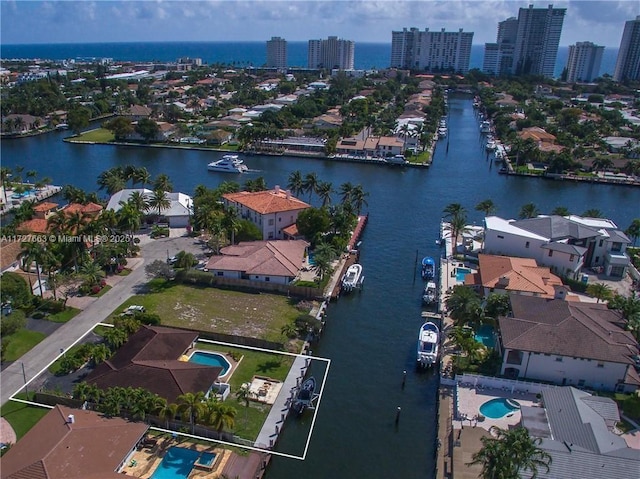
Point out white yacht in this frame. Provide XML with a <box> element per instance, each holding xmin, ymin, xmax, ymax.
<box><xmin>417</xmin><ymin>322</ymin><xmax>440</xmax><ymax>368</ymax></box>
<box><xmin>207</xmin><ymin>154</ymin><xmax>248</xmax><ymax>173</ymax></box>
<box><xmin>437</xmin><ymin>127</ymin><xmax>448</xmax><ymax>138</ymax></box>
<box><xmin>422</xmin><ymin>281</ymin><xmax>437</xmax><ymax>305</ymax></box>
<box><xmin>341</xmin><ymin>263</ymin><xmax>363</xmax><ymax>293</ymax></box>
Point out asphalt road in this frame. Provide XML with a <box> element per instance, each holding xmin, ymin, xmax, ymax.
<box><xmin>0</xmin><ymin>234</ymin><xmax>207</xmax><ymax>406</ymax></box>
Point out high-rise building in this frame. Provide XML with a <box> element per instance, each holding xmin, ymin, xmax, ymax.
<box><xmin>565</xmin><ymin>42</ymin><xmax>604</xmax><ymax>83</ymax></box>
<box><xmin>307</xmin><ymin>36</ymin><xmax>354</xmax><ymax>70</ymax></box>
<box><xmin>266</xmin><ymin>37</ymin><xmax>287</xmax><ymax>69</ymax></box>
<box><xmin>390</xmin><ymin>27</ymin><xmax>473</xmax><ymax>73</ymax></box>
<box><xmin>613</xmin><ymin>16</ymin><xmax>640</xmax><ymax>82</ymax></box>
<box><xmin>483</xmin><ymin>5</ymin><xmax>565</xmax><ymax>77</ymax></box>
<box><xmin>483</xmin><ymin>17</ymin><xmax>518</xmax><ymax>75</ymax></box>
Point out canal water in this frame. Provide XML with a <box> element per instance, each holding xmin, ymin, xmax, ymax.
<box><xmin>2</xmin><ymin>94</ymin><xmax>639</xmax><ymax>478</ymax></box>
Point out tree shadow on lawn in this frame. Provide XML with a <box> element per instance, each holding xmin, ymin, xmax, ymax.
<box><xmin>256</xmin><ymin>359</ymin><xmax>283</xmax><ymax>374</ymax></box>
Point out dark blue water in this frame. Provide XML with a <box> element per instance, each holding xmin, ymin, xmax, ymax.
<box><xmin>1</xmin><ymin>42</ymin><xmax>619</xmax><ymax>77</ymax></box>
<box><xmin>2</xmin><ymin>94</ymin><xmax>638</xmax><ymax>478</ymax></box>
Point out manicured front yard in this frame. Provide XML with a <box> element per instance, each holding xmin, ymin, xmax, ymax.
<box><xmin>117</xmin><ymin>280</ymin><xmax>302</xmax><ymax>342</ymax></box>
<box><xmin>2</xmin><ymin>330</ymin><xmax>47</xmax><ymax>362</ymax></box>
<box><xmin>69</xmin><ymin>128</ymin><xmax>115</xmax><ymax>143</ymax></box>
<box><xmin>1</xmin><ymin>396</ymin><xmax>49</xmax><ymax>440</ymax></box>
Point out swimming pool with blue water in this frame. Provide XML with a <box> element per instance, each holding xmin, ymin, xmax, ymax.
<box><xmin>188</xmin><ymin>351</ymin><xmax>231</xmax><ymax>376</ymax></box>
<box><xmin>455</xmin><ymin>267</ymin><xmax>472</xmax><ymax>282</ymax></box>
<box><xmin>479</xmin><ymin>398</ymin><xmax>520</xmax><ymax>419</ymax></box>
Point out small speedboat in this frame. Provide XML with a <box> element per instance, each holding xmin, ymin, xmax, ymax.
<box><xmin>291</xmin><ymin>377</ymin><xmax>316</xmax><ymax>415</ymax></box>
<box><xmin>207</xmin><ymin>154</ymin><xmax>248</xmax><ymax>173</ymax></box>
<box><xmin>417</xmin><ymin>322</ymin><xmax>440</xmax><ymax>368</ymax></box>
<box><xmin>341</xmin><ymin>263</ymin><xmax>363</xmax><ymax>293</ymax></box>
<box><xmin>421</xmin><ymin>256</ymin><xmax>436</xmax><ymax>281</ymax></box>
<box><xmin>422</xmin><ymin>281</ymin><xmax>437</xmax><ymax>305</ymax></box>
<box><xmin>437</xmin><ymin>127</ymin><xmax>447</xmax><ymax>138</ymax></box>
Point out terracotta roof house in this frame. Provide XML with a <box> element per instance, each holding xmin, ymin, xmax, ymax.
<box><xmin>85</xmin><ymin>326</ymin><xmax>221</xmax><ymax>403</ymax></box>
<box><xmin>32</xmin><ymin>201</ymin><xmax>58</xmax><ymax>219</ymax></box>
<box><xmin>518</xmin><ymin>126</ymin><xmax>564</xmax><ymax>153</ymax></box>
<box><xmin>61</xmin><ymin>202</ymin><xmax>103</xmax><ymax>217</ymax></box>
<box><xmin>498</xmin><ymin>295</ymin><xmax>640</xmax><ymax>392</ymax></box>
<box><xmin>466</xmin><ymin>254</ymin><xmax>564</xmax><ymax>298</ymax></box>
<box><xmin>336</xmin><ymin>138</ymin><xmax>365</xmax><ymax>156</ymax></box>
<box><xmin>222</xmin><ymin>187</ymin><xmax>310</xmax><ymax>241</ymax></box>
<box><xmin>519</xmin><ymin>387</ymin><xmax>640</xmax><ymax>479</ymax></box>
<box><xmin>0</xmin><ymin>240</ymin><xmax>22</xmax><ymax>273</ymax></box>
<box><xmin>122</xmin><ymin>104</ymin><xmax>152</xmax><ymax>120</ymax></box>
<box><xmin>0</xmin><ymin>405</ymin><xmax>147</xmax><ymax>479</ymax></box>
<box><xmin>205</xmin><ymin>240</ymin><xmax>308</xmax><ymax>285</ymax></box>
<box><xmin>15</xmin><ymin>218</ymin><xmax>50</xmax><ymax>234</ymax></box>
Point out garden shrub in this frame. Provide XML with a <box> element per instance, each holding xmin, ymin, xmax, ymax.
<box><xmin>0</xmin><ymin>310</ymin><xmax>26</xmax><ymax>336</ymax></box>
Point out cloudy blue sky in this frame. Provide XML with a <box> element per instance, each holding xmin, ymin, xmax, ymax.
<box><xmin>1</xmin><ymin>0</ymin><xmax>636</xmax><ymax>47</ymax></box>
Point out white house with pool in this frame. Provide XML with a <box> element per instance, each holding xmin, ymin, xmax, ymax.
<box><xmin>497</xmin><ymin>295</ymin><xmax>640</xmax><ymax>393</ymax></box>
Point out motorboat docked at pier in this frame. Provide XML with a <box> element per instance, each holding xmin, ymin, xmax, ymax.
<box><xmin>479</xmin><ymin>120</ymin><xmax>491</xmax><ymax>134</ymax></box>
<box><xmin>207</xmin><ymin>154</ymin><xmax>248</xmax><ymax>173</ymax></box>
<box><xmin>437</xmin><ymin>127</ymin><xmax>448</xmax><ymax>138</ymax></box>
<box><xmin>421</xmin><ymin>256</ymin><xmax>436</xmax><ymax>281</ymax></box>
<box><xmin>341</xmin><ymin>263</ymin><xmax>364</xmax><ymax>292</ymax></box>
<box><xmin>291</xmin><ymin>377</ymin><xmax>316</xmax><ymax>415</ymax></box>
<box><xmin>485</xmin><ymin>137</ymin><xmax>497</xmax><ymax>151</ymax></box>
<box><xmin>386</xmin><ymin>154</ymin><xmax>407</xmax><ymax>165</ymax></box>
<box><xmin>422</xmin><ymin>281</ymin><xmax>437</xmax><ymax>305</ymax></box>
<box><xmin>417</xmin><ymin>322</ymin><xmax>440</xmax><ymax>368</ymax></box>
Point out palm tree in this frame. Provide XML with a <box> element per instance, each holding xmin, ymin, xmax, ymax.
<box><xmin>117</xmin><ymin>203</ymin><xmax>142</xmax><ymax>245</ymax></box>
<box><xmin>445</xmin><ymin>285</ymin><xmax>482</xmax><ymax>327</ymax></box>
<box><xmin>350</xmin><ymin>185</ymin><xmax>369</xmax><ymax>215</ymax></box>
<box><xmin>444</xmin><ymin>214</ymin><xmax>469</xmax><ymax>254</ymax></box>
<box><xmin>177</xmin><ymin>391</ymin><xmax>205</xmax><ymax>433</ymax></box>
<box><xmin>103</xmin><ymin>327</ymin><xmax>128</xmax><ymax>350</ymax></box>
<box><xmin>316</xmin><ymin>181</ymin><xmax>334</xmax><ymax>207</ymax></box>
<box><xmin>174</xmin><ymin>250</ymin><xmax>197</xmax><ymax>269</ymax></box>
<box><xmin>125</xmin><ymin>190</ymin><xmax>150</xmax><ymax>214</ymax></box>
<box><xmin>158</xmin><ymin>402</ymin><xmax>179</xmax><ymax>429</ymax></box>
<box><xmin>582</xmin><ymin>208</ymin><xmax>603</xmax><ymax>218</ymax></box>
<box><xmin>20</xmin><ymin>241</ymin><xmax>47</xmax><ymax>296</ymax></box>
<box><xmin>204</xmin><ymin>399</ymin><xmax>237</xmax><ymax>436</ymax></box>
<box><xmin>469</xmin><ymin>426</ymin><xmax>551</xmax><ymax>479</ymax></box>
<box><xmin>287</xmin><ymin>170</ymin><xmax>305</xmax><ymax>198</ymax></box>
<box><xmin>518</xmin><ymin>203</ymin><xmax>539</xmax><ymax>219</ymax></box>
<box><xmin>235</xmin><ymin>385</ymin><xmax>253</xmax><ymax>425</ymax></box>
<box><xmin>148</xmin><ymin>188</ymin><xmax>171</xmax><ymax>218</ymax></box>
<box><xmin>625</xmin><ymin>219</ymin><xmax>640</xmax><ymax>247</ymax></box>
<box><xmin>475</xmin><ymin>199</ymin><xmax>496</xmax><ymax>217</ymax></box>
<box><xmin>443</xmin><ymin>203</ymin><xmax>466</xmax><ymax>219</ymax></box>
<box><xmin>312</xmin><ymin>254</ymin><xmax>333</xmax><ymax>282</ymax></box>
<box><xmin>586</xmin><ymin>282</ymin><xmax>613</xmax><ymax>303</ymax></box>
<box><xmin>0</xmin><ymin>166</ymin><xmax>12</xmax><ymax>205</ymax></box>
<box><xmin>97</xmin><ymin>169</ymin><xmax>126</xmax><ymax>195</ymax></box>
<box><xmin>153</xmin><ymin>173</ymin><xmax>173</xmax><ymax>192</ymax></box>
<box><xmin>339</xmin><ymin>182</ymin><xmax>354</xmax><ymax>205</ymax></box>
<box><xmin>551</xmin><ymin>206</ymin><xmax>571</xmax><ymax>216</ymax></box>
<box><xmin>223</xmin><ymin>206</ymin><xmax>240</xmax><ymax>245</ymax></box>
<box><xmin>132</xmin><ymin>166</ymin><xmax>151</xmax><ymax>189</ymax></box>
<box><xmin>303</xmin><ymin>172</ymin><xmax>319</xmax><ymax>202</ymax></box>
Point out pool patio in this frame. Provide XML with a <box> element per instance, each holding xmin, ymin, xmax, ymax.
<box><xmin>454</xmin><ymin>383</ymin><xmax>539</xmax><ymax>431</ymax></box>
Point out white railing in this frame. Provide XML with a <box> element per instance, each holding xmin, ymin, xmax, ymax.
<box><xmin>455</xmin><ymin>373</ymin><xmax>557</xmax><ymax>395</ymax></box>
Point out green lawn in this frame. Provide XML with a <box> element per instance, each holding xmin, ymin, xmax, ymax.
<box><xmin>408</xmin><ymin>150</ymin><xmax>431</xmax><ymax>164</ymax></box>
<box><xmin>192</xmin><ymin>342</ymin><xmax>295</xmax><ymax>441</ymax></box>
<box><xmin>70</xmin><ymin>128</ymin><xmax>115</xmax><ymax>143</ymax></box>
<box><xmin>1</xmin><ymin>396</ymin><xmax>50</xmax><ymax>440</ymax></box>
<box><xmin>3</xmin><ymin>330</ymin><xmax>47</xmax><ymax>362</ymax></box>
<box><xmin>116</xmin><ymin>280</ymin><xmax>302</xmax><ymax>342</ymax></box>
<box><xmin>48</xmin><ymin>306</ymin><xmax>81</xmax><ymax>323</ymax></box>
<box><xmin>91</xmin><ymin>285</ymin><xmax>112</xmax><ymax>297</ymax></box>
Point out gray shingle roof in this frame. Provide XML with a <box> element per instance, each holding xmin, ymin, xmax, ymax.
<box><xmin>514</xmin><ymin>215</ymin><xmax>601</xmax><ymax>241</ymax></box>
<box><xmin>540</xmin><ymin>242</ymin><xmax>587</xmax><ymax>255</ymax></box>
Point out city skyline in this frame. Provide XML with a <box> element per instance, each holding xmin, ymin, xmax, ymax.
<box><xmin>1</xmin><ymin>0</ymin><xmax>636</xmax><ymax>47</ymax></box>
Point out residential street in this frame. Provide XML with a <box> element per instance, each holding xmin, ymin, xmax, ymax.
<box><xmin>0</xmin><ymin>233</ymin><xmax>206</xmax><ymax>406</ymax></box>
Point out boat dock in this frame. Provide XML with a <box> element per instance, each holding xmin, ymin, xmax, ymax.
<box><xmin>326</xmin><ymin>214</ymin><xmax>368</xmax><ymax>300</ymax></box>
<box><xmin>0</xmin><ymin>184</ymin><xmax>63</xmax><ymax>216</ymax></box>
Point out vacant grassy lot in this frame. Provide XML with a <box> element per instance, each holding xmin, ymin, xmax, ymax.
<box><xmin>117</xmin><ymin>280</ymin><xmax>303</xmax><ymax>342</ymax></box>
<box><xmin>69</xmin><ymin>128</ymin><xmax>115</xmax><ymax>143</ymax></box>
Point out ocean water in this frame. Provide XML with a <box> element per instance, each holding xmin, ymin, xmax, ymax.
<box><xmin>1</xmin><ymin>42</ymin><xmax>619</xmax><ymax>78</ymax></box>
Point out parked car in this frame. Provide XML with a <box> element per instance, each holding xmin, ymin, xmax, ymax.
<box><xmin>121</xmin><ymin>305</ymin><xmax>145</xmax><ymax>316</ymax></box>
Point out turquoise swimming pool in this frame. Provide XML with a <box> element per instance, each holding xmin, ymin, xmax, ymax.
<box><xmin>188</xmin><ymin>351</ymin><xmax>231</xmax><ymax>376</ymax></box>
<box><xmin>150</xmin><ymin>446</ymin><xmax>200</xmax><ymax>479</ymax></box>
<box><xmin>455</xmin><ymin>267</ymin><xmax>472</xmax><ymax>282</ymax></box>
<box><xmin>479</xmin><ymin>398</ymin><xmax>520</xmax><ymax>419</ymax></box>
<box><xmin>475</xmin><ymin>324</ymin><xmax>495</xmax><ymax>349</ymax></box>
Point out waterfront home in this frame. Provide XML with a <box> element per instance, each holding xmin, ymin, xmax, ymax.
<box><xmin>86</xmin><ymin>325</ymin><xmax>222</xmax><ymax>403</ymax></box>
<box><xmin>603</xmin><ymin>136</ymin><xmax>640</xmax><ymax>158</ymax></box>
<box><xmin>517</xmin><ymin>126</ymin><xmax>564</xmax><ymax>153</ymax></box>
<box><xmin>32</xmin><ymin>201</ymin><xmax>58</xmax><ymax>219</ymax></box>
<box><xmin>336</xmin><ymin>137</ymin><xmax>366</xmax><ymax>156</ymax></box>
<box><xmin>519</xmin><ymin>387</ymin><xmax>640</xmax><ymax>478</ymax></box>
<box><xmin>205</xmin><ymin>239</ymin><xmax>309</xmax><ymax>285</ymax></box>
<box><xmin>222</xmin><ymin>187</ymin><xmax>310</xmax><ymax>241</ymax></box>
<box><xmin>483</xmin><ymin>215</ymin><xmax>631</xmax><ymax>279</ymax></box>
<box><xmin>121</xmin><ymin>104</ymin><xmax>153</xmax><ymax>121</ymax></box>
<box><xmin>0</xmin><ymin>405</ymin><xmax>148</xmax><ymax>479</ymax></box>
<box><xmin>465</xmin><ymin>254</ymin><xmax>563</xmax><ymax>298</ymax></box>
<box><xmin>106</xmin><ymin>188</ymin><xmax>193</xmax><ymax>228</ymax></box>
<box><xmin>498</xmin><ymin>294</ymin><xmax>640</xmax><ymax>393</ymax></box>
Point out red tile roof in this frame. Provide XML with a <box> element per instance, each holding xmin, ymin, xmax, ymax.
<box><xmin>223</xmin><ymin>189</ymin><xmax>309</xmax><ymax>215</ymax></box>
<box><xmin>16</xmin><ymin>218</ymin><xmax>49</xmax><ymax>234</ymax></box>
<box><xmin>62</xmin><ymin>202</ymin><xmax>103</xmax><ymax>215</ymax></box>
<box><xmin>33</xmin><ymin>202</ymin><xmax>58</xmax><ymax>213</ymax></box>
<box><xmin>0</xmin><ymin>405</ymin><xmax>147</xmax><ymax>479</ymax></box>
<box><xmin>206</xmin><ymin>240</ymin><xmax>308</xmax><ymax>277</ymax></box>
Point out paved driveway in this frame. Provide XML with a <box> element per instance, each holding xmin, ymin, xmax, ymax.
<box><xmin>0</xmin><ymin>232</ymin><xmax>207</xmax><ymax>406</ymax></box>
